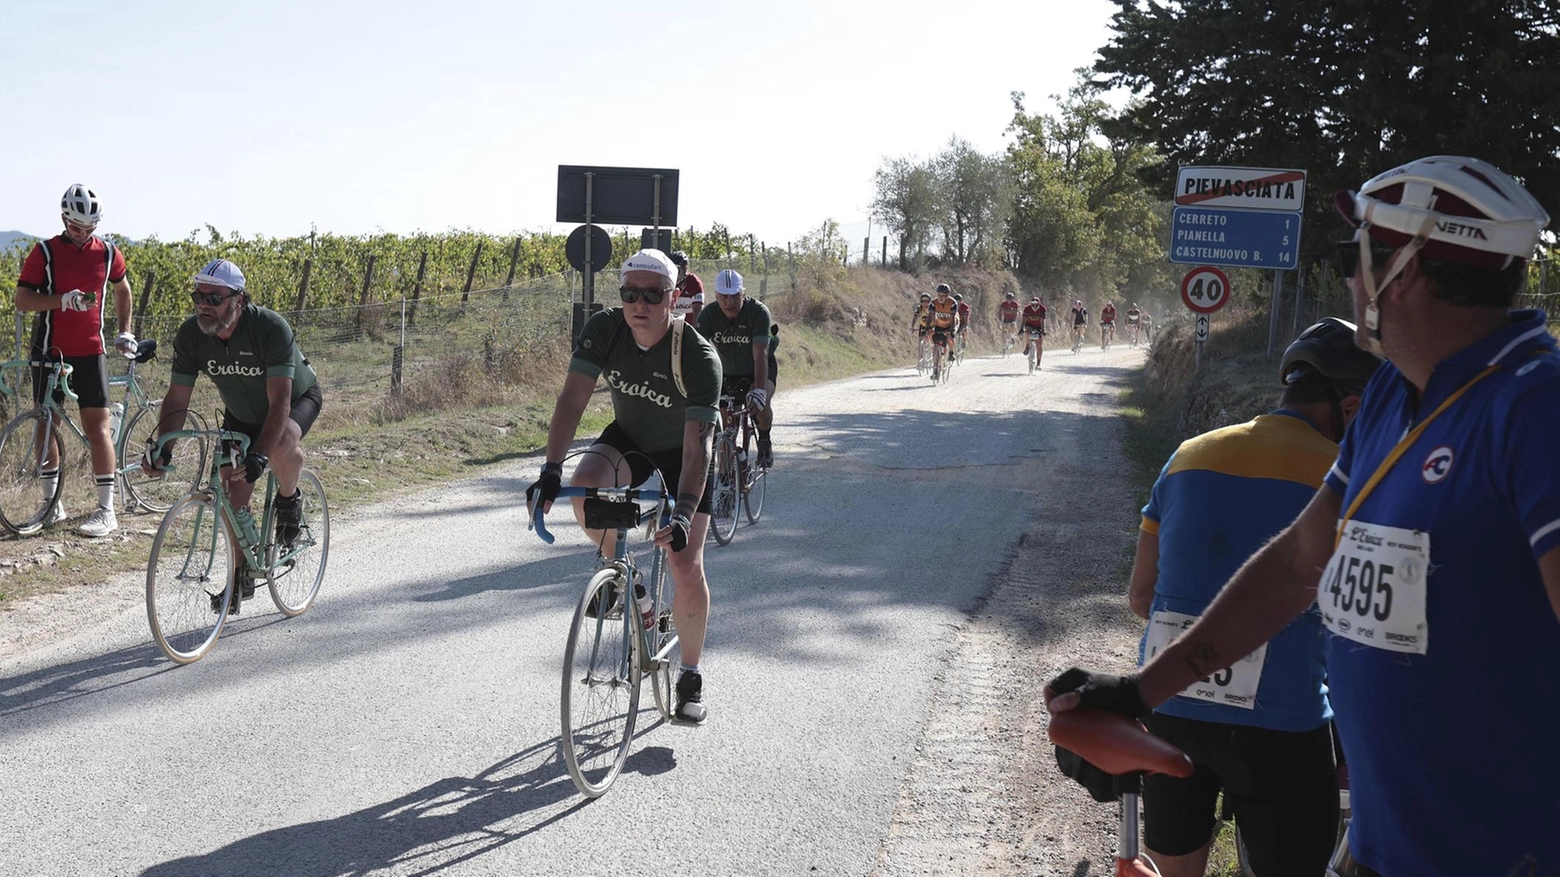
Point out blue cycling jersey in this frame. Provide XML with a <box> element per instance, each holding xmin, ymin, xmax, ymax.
<box><xmin>1322</xmin><ymin>309</ymin><xmax>1560</xmax><ymax>876</ymax></box>
<box><xmin>1140</xmin><ymin>411</ymin><xmax>1336</xmax><ymax>732</ymax></box>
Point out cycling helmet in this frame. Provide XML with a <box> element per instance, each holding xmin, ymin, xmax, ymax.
<box><xmin>1075</xmin><ymin>300</ymin><xmax>1083</xmax><ymax>306</ymax></box>
<box><xmin>1005</xmin><ymin>291</ymin><xmax>1016</xmax><ymax>299</ymax></box>
<box><xmin>1280</xmin><ymin>317</ymin><xmax>1382</xmax><ymax>390</ymax></box>
<box><xmin>953</xmin><ymin>294</ymin><xmax>963</xmax><ymax>302</ymax></box>
<box><xmin>919</xmin><ymin>292</ymin><xmax>932</xmax><ymax>301</ymax></box>
<box><xmin>936</xmin><ymin>283</ymin><xmax>951</xmax><ymax>294</ymax></box>
<box><xmin>60</xmin><ymin>184</ymin><xmax>102</xmax><ymax>226</ymax></box>
<box><xmin>668</xmin><ymin>250</ymin><xmax>689</xmax><ymax>268</ymax></box>
<box><xmin>1337</xmin><ymin>156</ymin><xmax>1549</xmax><ymax>271</ymax></box>
<box><xmin>714</xmin><ymin>269</ymin><xmax>744</xmax><ymax>295</ymax></box>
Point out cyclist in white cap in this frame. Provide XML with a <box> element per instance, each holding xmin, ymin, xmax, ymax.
<box><xmin>527</xmin><ymin>249</ymin><xmax>723</xmax><ymax>723</ymax></box>
<box><xmin>142</xmin><ymin>259</ymin><xmax>322</xmax><ymax>613</ymax></box>
<box><xmin>697</xmin><ymin>268</ymin><xmax>777</xmax><ymax>467</ymax></box>
<box><xmin>12</xmin><ymin>184</ymin><xmax>137</xmax><ymax>536</ymax></box>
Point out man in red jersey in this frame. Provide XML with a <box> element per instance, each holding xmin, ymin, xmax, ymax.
<box><xmin>1021</xmin><ymin>296</ymin><xmax>1048</xmax><ymax>370</ymax></box>
<box><xmin>13</xmin><ymin>184</ymin><xmax>136</xmax><ymax>537</ymax></box>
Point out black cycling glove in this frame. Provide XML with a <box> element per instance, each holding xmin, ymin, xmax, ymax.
<box><xmin>668</xmin><ymin>514</ymin><xmax>692</xmax><ymax>552</ymax></box>
<box><xmin>1047</xmin><ymin>667</ymin><xmax>1151</xmax><ymax>719</ymax></box>
<box><xmin>525</xmin><ymin>466</ymin><xmax>562</xmax><ymax>512</ymax></box>
<box><xmin>241</xmin><ymin>451</ymin><xmax>269</xmax><ymax>483</ymax></box>
<box><xmin>142</xmin><ymin>441</ymin><xmax>173</xmax><ymax>472</ymax></box>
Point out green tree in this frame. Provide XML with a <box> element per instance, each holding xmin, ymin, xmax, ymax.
<box><xmin>932</xmin><ymin>136</ymin><xmax>1013</xmax><ymax>266</ymax></box>
<box><xmin>871</xmin><ymin>156</ymin><xmax>941</xmax><ymax>269</ymax></box>
<box><xmin>1095</xmin><ymin>0</ymin><xmax>1560</xmax><ymax>264</ymax></box>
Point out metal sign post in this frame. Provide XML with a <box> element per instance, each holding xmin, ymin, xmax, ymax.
<box><xmin>557</xmin><ymin>165</ymin><xmax>682</xmax><ymax>341</ymax></box>
<box><xmin>1194</xmin><ymin>313</ymin><xmax>1210</xmax><ymax>371</ymax></box>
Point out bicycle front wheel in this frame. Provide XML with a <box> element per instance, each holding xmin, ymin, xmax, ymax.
<box><xmin>561</xmin><ymin>569</ymin><xmax>640</xmax><ymax>797</ymax></box>
<box><xmin>146</xmin><ymin>495</ymin><xmax>234</xmax><ymax>664</ymax></box>
<box><xmin>267</xmin><ymin>470</ymin><xmax>330</xmax><ymax>616</ymax></box>
<box><xmin>742</xmin><ymin>427</ymin><xmax>766</xmax><ymax>523</ymax></box>
<box><xmin>709</xmin><ymin>436</ymin><xmax>739</xmax><ymax>545</ymax></box>
<box><xmin>0</xmin><ymin>409</ymin><xmax>67</xmax><ymax>535</ymax></box>
<box><xmin>120</xmin><ymin>404</ymin><xmax>209</xmax><ymax>514</ymax></box>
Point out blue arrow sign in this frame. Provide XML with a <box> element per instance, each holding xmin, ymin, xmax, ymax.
<box><xmin>1169</xmin><ymin>206</ymin><xmax>1302</xmax><ymax>270</ymax></box>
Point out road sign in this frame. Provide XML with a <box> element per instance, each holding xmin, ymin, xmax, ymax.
<box><xmin>1181</xmin><ymin>266</ymin><xmax>1231</xmax><ymax>314</ymax></box>
<box><xmin>557</xmin><ymin>165</ymin><xmax>679</xmax><ymax>226</ymax></box>
<box><xmin>1175</xmin><ymin>166</ymin><xmax>1306</xmax><ymax>212</ymax></box>
<box><xmin>1170</xmin><ymin>207</ymin><xmax>1302</xmax><ymax>270</ymax></box>
<box><xmin>565</xmin><ymin>224</ymin><xmax>612</xmax><ymax>274</ymax></box>
<box><xmin>1195</xmin><ymin>314</ymin><xmax>1210</xmax><ymax>342</ymax></box>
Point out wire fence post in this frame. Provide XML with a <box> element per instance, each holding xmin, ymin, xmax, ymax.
<box><xmin>504</xmin><ymin>236</ymin><xmax>522</xmax><ymax>301</ymax></box>
<box><xmin>391</xmin><ymin>297</ymin><xmax>406</xmax><ymax>395</ymax></box>
<box><xmin>461</xmin><ymin>240</ymin><xmax>484</xmax><ymax>305</ymax></box>
<box><xmin>134</xmin><ymin>270</ymin><xmax>154</xmax><ymax>323</ymax></box>
<box><xmin>294</xmin><ymin>258</ymin><xmax>312</xmax><ymax>314</ymax></box>
<box><xmin>407</xmin><ymin>250</ymin><xmax>427</xmax><ymax>327</ymax></box>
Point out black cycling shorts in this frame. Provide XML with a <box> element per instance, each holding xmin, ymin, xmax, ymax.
<box><xmin>591</xmin><ymin>421</ymin><xmax>713</xmax><ymax>516</ymax></box>
<box><xmin>1142</xmin><ymin>712</ymin><xmax>1337</xmax><ymax>877</ymax></box>
<box><xmin>767</xmin><ymin>352</ymin><xmax>778</xmax><ymax>387</ymax></box>
<box><xmin>31</xmin><ymin>352</ymin><xmax>109</xmax><ymax>409</ymax></box>
<box><xmin>931</xmin><ymin>328</ymin><xmax>952</xmax><ymax>347</ymax></box>
<box><xmin>220</xmin><ymin>383</ymin><xmax>325</xmax><ymax>451</ymax></box>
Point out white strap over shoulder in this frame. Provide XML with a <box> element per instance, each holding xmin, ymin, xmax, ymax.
<box><xmin>670</xmin><ymin>318</ymin><xmax>687</xmax><ymax>399</ymax></box>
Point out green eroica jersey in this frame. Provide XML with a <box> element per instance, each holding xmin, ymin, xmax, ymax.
<box><xmin>570</xmin><ymin>308</ymin><xmax>721</xmax><ymax>452</ymax></box>
<box><xmin>169</xmin><ymin>304</ymin><xmax>319</xmax><ymax>424</ymax></box>
<box><xmin>695</xmin><ymin>298</ymin><xmax>773</xmax><ymax>378</ymax></box>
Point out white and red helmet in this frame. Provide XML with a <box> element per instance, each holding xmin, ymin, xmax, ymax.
<box><xmin>1335</xmin><ymin>155</ymin><xmax>1549</xmax><ymax>270</ymax></box>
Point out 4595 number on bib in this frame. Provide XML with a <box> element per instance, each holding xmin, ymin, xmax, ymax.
<box><xmin>1321</xmin><ymin>521</ymin><xmax>1429</xmax><ymax>655</ymax></box>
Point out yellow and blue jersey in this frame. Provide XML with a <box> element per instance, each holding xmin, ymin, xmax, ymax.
<box><xmin>1139</xmin><ymin>410</ymin><xmax>1337</xmax><ymax>732</ymax></box>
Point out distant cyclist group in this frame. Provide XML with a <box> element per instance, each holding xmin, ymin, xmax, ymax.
<box><xmin>916</xmin><ymin>284</ymin><xmax>1154</xmax><ymax>376</ymax></box>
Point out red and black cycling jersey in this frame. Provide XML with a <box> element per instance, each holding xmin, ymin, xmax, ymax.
<box><xmin>956</xmin><ymin>301</ymin><xmax>971</xmax><ymax>328</ymax></box>
<box><xmin>16</xmin><ymin>234</ymin><xmax>125</xmax><ymax>356</ymax></box>
<box><xmin>1022</xmin><ymin>303</ymin><xmax>1047</xmax><ymax>328</ymax></box>
<box><xmin>999</xmin><ymin>300</ymin><xmax>1020</xmax><ymax>322</ymax></box>
<box><xmin>1101</xmin><ymin>304</ymin><xmax>1118</xmax><ymax>323</ymax></box>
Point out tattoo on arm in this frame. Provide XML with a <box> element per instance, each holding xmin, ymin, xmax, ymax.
<box><xmin>674</xmin><ymin>492</ymin><xmax>699</xmax><ymax>520</ymax></box>
<box><xmin>1184</xmin><ymin>641</ymin><xmax>1224</xmax><ymax>680</ymax></box>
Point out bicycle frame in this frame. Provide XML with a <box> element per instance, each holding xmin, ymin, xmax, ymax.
<box><xmin>0</xmin><ymin>352</ymin><xmax>168</xmax><ymax>490</ymax></box>
<box><xmin>153</xmin><ymin>429</ymin><xmax>305</xmax><ymax>572</ymax></box>
<box><xmin>533</xmin><ymin>483</ymin><xmax>680</xmax><ymax>674</ymax></box>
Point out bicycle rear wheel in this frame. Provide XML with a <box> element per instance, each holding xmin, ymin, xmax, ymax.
<box><xmin>742</xmin><ymin>426</ymin><xmax>766</xmax><ymax>523</ymax></box>
<box><xmin>146</xmin><ymin>495</ymin><xmax>234</xmax><ymax>664</ymax></box>
<box><xmin>709</xmin><ymin>435</ymin><xmax>739</xmax><ymax>545</ymax></box>
<box><xmin>561</xmin><ymin>569</ymin><xmax>640</xmax><ymax>797</ymax></box>
<box><xmin>0</xmin><ymin>409</ymin><xmax>67</xmax><ymax>535</ymax></box>
<box><xmin>120</xmin><ymin>404</ymin><xmax>208</xmax><ymax>514</ymax></box>
<box><xmin>267</xmin><ymin>470</ymin><xmax>330</xmax><ymax>616</ymax></box>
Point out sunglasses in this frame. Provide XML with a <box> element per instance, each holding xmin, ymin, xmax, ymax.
<box><xmin>1335</xmin><ymin>239</ymin><xmax>1399</xmax><ymax>279</ymax></box>
<box><xmin>191</xmin><ymin>289</ymin><xmax>240</xmax><ymax>306</ymax></box>
<box><xmin>619</xmin><ymin>285</ymin><xmax>670</xmax><ymax>305</ymax></box>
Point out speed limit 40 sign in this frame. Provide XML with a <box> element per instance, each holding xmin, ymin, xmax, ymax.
<box><xmin>1181</xmin><ymin>266</ymin><xmax>1231</xmax><ymax>314</ymax></box>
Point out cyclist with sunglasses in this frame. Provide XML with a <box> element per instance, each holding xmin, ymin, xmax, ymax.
<box><xmin>1048</xmin><ymin>156</ymin><xmax>1560</xmax><ymax>877</ymax></box>
<box><xmin>142</xmin><ymin>259</ymin><xmax>322</xmax><ymax>605</ymax></box>
<box><xmin>698</xmin><ymin>269</ymin><xmax>776</xmax><ymax>467</ymax></box>
<box><xmin>12</xmin><ymin>184</ymin><xmax>137</xmax><ymax>537</ymax></box>
<box><xmin>527</xmin><ymin>249</ymin><xmax>723</xmax><ymax>724</ymax></box>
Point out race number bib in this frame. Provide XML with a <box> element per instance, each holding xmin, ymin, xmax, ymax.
<box><xmin>1144</xmin><ymin>610</ymin><xmax>1267</xmax><ymax>709</ymax></box>
<box><xmin>1321</xmin><ymin>521</ymin><xmax>1429</xmax><ymax>655</ymax></box>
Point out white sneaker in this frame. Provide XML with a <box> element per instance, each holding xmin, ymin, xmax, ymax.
<box><xmin>45</xmin><ymin>502</ymin><xmax>67</xmax><ymax>526</ymax></box>
<box><xmin>78</xmin><ymin>506</ymin><xmax>117</xmax><ymax>538</ymax></box>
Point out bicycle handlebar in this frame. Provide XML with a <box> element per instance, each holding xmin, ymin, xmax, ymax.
<box><xmin>1047</xmin><ymin>709</ymin><xmax>1194</xmax><ymax>779</ymax></box>
<box><xmin>530</xmin><ymin>485</ymin><xmax>669</xmax><ymax>545</ymax></box>
<box><xmin>152</xmin><ymin>428</ymin><xmax>252</xmax><ymax>464</ymax></box>
<box><xmin>0</xmin><ymin>359</ymin><xmax>79</xmax><ymax>402</ymax></box>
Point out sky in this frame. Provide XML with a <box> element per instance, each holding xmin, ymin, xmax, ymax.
<box><xmin>3</xmin><ymin>0</ymin><xmax>1120</xmax><ymax>251</ymax></box>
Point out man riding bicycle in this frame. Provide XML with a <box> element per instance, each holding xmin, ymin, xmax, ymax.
<box><xmin>528</xmin><ymin>249</ymin><xmax>722</xmax><ymax>724</ymax></box>
<box><xmin>1126</xmin><ymin>317</ymin><xmax>1381</xmax><ymax>877</ymax></box>
<box><xmin>1100</xmin><ymin>301</ymin><xmax>1118</xmax><ymax>348</ymax></box>
<box><xmin>953</xmin><ymin>292</ymin><xmax>971</xmax><ymax>356</ymax></box>
<box><xmin>1125</xmin><ymin>302</ymin><xmax>1143</xmax><ymax>345</ymax></box>
<box><xmin>697</xmin><ymin>269</ymin><xmax>776</xmax><ymax>468</ymax></box>
<box><xmin>927</xmin><ymin>284</ymin><xmax>960</xmax><ymax>381</ymax></box>
<box><xmin>13</xmin><ymin>184</ymin><xmax>138</xmax><ymax>537</ymax></box>
<box><xmin>669</xmin><ymin>251</ymin><xmax>704</xmax><ymax>325</ymax></box>
<box><xmin>1048</xmin><ymin>156</ymin><xmax>1560</xmax><ymax>876</ymax></box>
<box><xmin>1070</xmin><ymin>300</ymin><xmax>1088</xmax><ymax>349</ymax></box>
<box><xmin>1020</xmin><ymin>297</ymin><xmax>1047</xmax><ymax>370</ymax></box>
<box><xmin>998</xmin><ymin>291</ymin><xmax>1020</xmax><ymax>333</ymax></box>
<box><xmin>142</xmin><ymin>259</ymin><xmax>323</xmax><ymax>613</ymax></box>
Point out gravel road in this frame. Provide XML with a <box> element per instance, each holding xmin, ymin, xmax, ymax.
<box><xmin>1</xmin><ymin>343</ymin><xmax>1150</xmax><ymax>876</ymax></box>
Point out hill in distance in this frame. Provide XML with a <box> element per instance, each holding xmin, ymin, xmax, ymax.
<box><xmin>1</xmin><ymin>230</ymin><xmax>38</xmax><ymax>253</ymax></box>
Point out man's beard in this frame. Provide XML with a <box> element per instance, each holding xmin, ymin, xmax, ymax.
<box><xmin>197</xmin><ymin>306</ymin><xmax>241</xmax><ymax>336</ymax></box>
